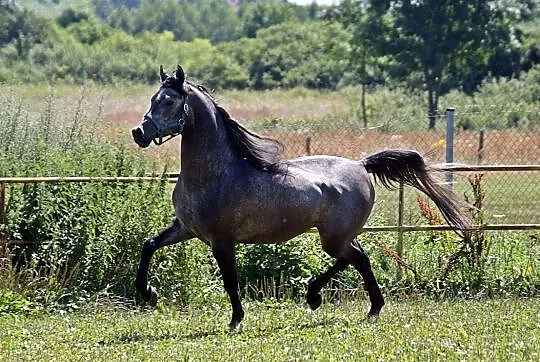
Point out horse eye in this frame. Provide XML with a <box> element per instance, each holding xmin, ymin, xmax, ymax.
<box><xmin>165</xmin><ymin>99</ymin><xmax>174</xmax><ymax>106</ymax></box>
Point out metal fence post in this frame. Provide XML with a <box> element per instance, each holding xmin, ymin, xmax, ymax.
<box><xmin>445</xmin><ymin>108</ymin><xmax>455</xmax><ymax>189</ymax></box>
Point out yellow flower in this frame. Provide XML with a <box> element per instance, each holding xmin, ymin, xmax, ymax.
<box><xmin>432</xmin><ymin>139</ymin><xmax>445</xmax><ymax>149</ymax></box>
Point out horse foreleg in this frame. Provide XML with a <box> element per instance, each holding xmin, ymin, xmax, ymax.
<box><xmin>306</xmin><ymin>258</ymin><xmax>349</xmax><ymax>310</ymax></box>
<box><xmin>211</xmin><ymin>241</ymin><xmax>244</xmax><ymax>331</ymax></box>
<box><xmin>135</xmin><ymin>218</ymin><xmax>191</xmax><ymax>306</ymax></box>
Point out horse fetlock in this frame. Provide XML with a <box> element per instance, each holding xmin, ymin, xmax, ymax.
<box><xmin>229</xmin><ymin>319</ymin><xmax>243</xmax><ymax>332</ymax></box>
<box><xmin>306</xmin><ymin>292</ymin><xmax>322</xmax><ymax>311</ymax></box>
<box><xmin>229</xmin><ymin>309</ymin><xmax>244</xmax><ymax>331</ymax></box>
<box><xmin>138</xmin><ymin>284</ymin><xmax>158</xmax><ymax>306</ymax></box>
<box><xmin>367</xmin><ymin>306</ymin><xmax>382</xmax><ymax>318</ymax></box>
<box><xmin>233</xmin><ymin>308</ymin><xmax>244</xmax><ymax>321</ymax></box>
<box><xmin>147</xmin><ymin>286</ymin><xmax>158</xmax><ymax>307</ymax></box>
<box><xmin>135</xmin><ymin>277</ymin><xmax>147</xmax><ymax>296</ymax></box>
<box><xmin>368</xmin><ymin>297</ymin><xmax>385</xmax><ymax>317</ymax></box>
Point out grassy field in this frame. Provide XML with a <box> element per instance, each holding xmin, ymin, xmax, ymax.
<box><xmin>0</xmin><ymin>83</ymin><xmax>538</xmax><ymax>316</ymax></box>
<box><xmin>370</xmin><ymin>172</ymin><xmax>540</xmax><ymax>225</ymax></box>
<box><xmin>0</xmin><ymin>298</ymin><xmax>538</xmax><ymax>361</ymax></box>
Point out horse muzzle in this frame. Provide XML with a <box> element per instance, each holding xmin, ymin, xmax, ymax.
<box><xmin>131</xmin><ymin>122</ymin><xmax>154</xmax><ymax>148</ymax></box>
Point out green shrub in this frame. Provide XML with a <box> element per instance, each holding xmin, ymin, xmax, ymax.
<box><xmin>0</xmin><ymin>91</ymin><xmax>215</xmax><ymax>307</ymax></box>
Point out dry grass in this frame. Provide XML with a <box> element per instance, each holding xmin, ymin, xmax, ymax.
<box><xmin>266</xmin><ymin>128</ymin><xmax>539</xmax><ymax>164</ymax></box>
<box><xmin>6</xmin><ymin>84</ymin><xmax>538</xmax><ymax>166</ymax></box>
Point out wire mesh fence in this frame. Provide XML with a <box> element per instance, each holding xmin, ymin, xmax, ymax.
<box><xmin>252</xmin><ymin>106</ymin><xmax>540</xmax><ymax>226</ymax></box>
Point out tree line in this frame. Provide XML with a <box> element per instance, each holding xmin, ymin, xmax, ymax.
<box><xmin>93</xmin><ymin>0</ymin><xmax>320</xmax><ymax>42</ymax></box>
<box><xmin>0</xmin><ymin>0</ymin><xmax>538</xmax><ymax>127</ymax></box>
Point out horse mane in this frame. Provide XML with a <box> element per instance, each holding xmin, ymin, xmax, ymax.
<box><xmin>192</xmin><ymin>83</ymin><xmax>285</xmax><ymax>173</ymax></box>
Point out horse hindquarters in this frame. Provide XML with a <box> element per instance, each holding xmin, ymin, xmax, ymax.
<box><xmin>310</xmin><ymin>167</ymin><xmax>383</xmax><ymax>316</ymax></box>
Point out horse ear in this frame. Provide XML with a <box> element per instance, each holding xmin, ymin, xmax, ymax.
<box><xmin>175</xmin><ymin>65</ymin><xmax>185</xmax><ymax>84</ymax></box>
<box><xmin>159</xmin><ymin>65</ymin><xmax>167</xmax><ymax>82</ymax></box>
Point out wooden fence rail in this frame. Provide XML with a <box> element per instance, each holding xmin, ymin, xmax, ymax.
<box><xmin>0</xmin><ymin>165</ymin><xmax>539</xmax><ymax>259</ymax></box>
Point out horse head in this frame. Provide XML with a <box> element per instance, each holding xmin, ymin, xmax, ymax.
<box><xmin>131</xmin><ymin>65</ymin><xmax>192</xmax><ymax>147</ymax></box>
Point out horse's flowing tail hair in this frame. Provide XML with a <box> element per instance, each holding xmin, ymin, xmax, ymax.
<box><xmin>363</xmin><ymin>149</ymin><xmax>471</xmax><ymax>237</ymax></box>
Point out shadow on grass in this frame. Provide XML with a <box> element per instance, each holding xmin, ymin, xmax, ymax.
<box><xmin>106</xmin><ymin>316</ymin><xmax>370</xmax><ymax>345</ymax></box>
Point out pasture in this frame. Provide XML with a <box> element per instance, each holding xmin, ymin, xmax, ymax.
<box><xmin>1</xmin><ymin>299</ymin><xmax>538</xmax><ymax>361</ymax></box>
<box><xmin>1</xmin><ymin>0</ymin><xmax>539</xmax><ymax>358</ymax></box>
<box><xmin>0</xmin><ymin>81</ymin><xmax>538</xmax><ymax>360</ymax></box>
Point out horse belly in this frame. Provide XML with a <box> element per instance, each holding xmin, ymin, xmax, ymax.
<box><xmin>237</xmin><ymin>215</ymin><xmax>315</xmax><ymax>244</ymax></box>
<box><xmin>233</xmin><ymin>191</ymin><xmax>321</xmax><ymax>244</ymax></box>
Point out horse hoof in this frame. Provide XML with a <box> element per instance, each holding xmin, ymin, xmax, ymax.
<box><xmin>229</xmin><ymin>320</ymin><xmax>243</xmax><ymax>332</ymax></box>
<box><xmin>147</xmin><ymin>286</ymin><xmax>158</xmax><ymax>307</ymax></box>
<box><xmin>307</xmin><ymin>293</ymin><xmax>322</xmax><ymax>311</ymax></box>
<box><xmin>367</xmin><ymin>307</ymin><xmax>381</xmax><ymax>318</ymax></box>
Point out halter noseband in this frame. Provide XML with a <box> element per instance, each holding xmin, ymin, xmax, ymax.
<box><xmin>145</xmin><ymin>95</ymin><xmax>190</xmax><ymax>145</ymax></box>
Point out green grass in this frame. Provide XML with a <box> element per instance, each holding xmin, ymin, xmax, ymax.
<box><xmin>0</xmin><ymin>299</ymin><xmax>538</xmax><ymax>361</ymax></box>
<box><xmin>368</xmin><ymin>172</ymin><xmax>540</xmax><ymax>225</ymax></box>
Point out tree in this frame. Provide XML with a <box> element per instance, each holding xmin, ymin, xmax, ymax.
<box><xmin>337</xmin><ymin>0</ymin><xmax>525</xmax><ymax>129</ymax></box>
<box><xmin>57</xmin><ymin>8</ymin><xmax>90</xmax><ymax>28</ymax></box>
<box><xmin>0</xmin><ymin>4</ymin><xmax>48</xmax><ymax>58</ymax></box>
<box><xmin>330</xmin><ymin>0</ymin><xmax>386</xmax><ymax>127</ymax></box>
<box><xmin>226</xmin><ymin>21</ymin><xmax>350</xmax><ymax>90</ymax></box>
<box><xmin>241</xmin><ymin>2</ymin><xmax>297</xmax><ymax>38</ymax></box>
<box><xmin>198</xmin><ymin>0</ymin><xmax>239</xmax><ymax>43</ymax></box>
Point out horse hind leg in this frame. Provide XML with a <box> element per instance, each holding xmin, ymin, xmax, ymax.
<box><xmin>348</xmin><ymin>238</ymin><xmax>385</xmax><ymax>316</ymax></box>
<box><xmin>312</xmin><ymin>231</ymin><xmax>384</xmax><ymax>317</ymax></box>
<box><xmin>306</xmin><ymin>229</ymin><xmax>354</xmax><ymax>311</ymax></box>
<box><xmin>306</xmin><ymin>258</ymin><xmax>349</xmax><ymax>310</ymax></box>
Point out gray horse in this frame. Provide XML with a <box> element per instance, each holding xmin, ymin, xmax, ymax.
<box><xmin>131</xmin><ymin>66</ymin><xmax>470</xmax><ymax>330</ymax></box>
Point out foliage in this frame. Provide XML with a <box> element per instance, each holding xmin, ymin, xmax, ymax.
<box><xmin>0</xmin><ymin>291</ymin><xmax>35</xmax><ymax>315</ymax></box>
<box><xmin>236</xmin><ymin>234</ymin><xmax>331</xmax><ymax>298</ymax></box>
<box><xmin>0</xmin><ymin>91</ymin><xmax>215</xmax><ymax>307</ymax></box>
<box><xmin>0</xmin><ymin>0</ymin><xmax>538</xmax><ymax>103</ymax></box>
<box><xmin>92</xmin><ymin>0</ymin><xmax>321</xmax><ymax>43</ymax></box>
<box><xmin>443</xmin><ymin>66</ymin><xmax>540</xmax><ymax>129</ymax></box>
<box><xmin>242</xmin><ymin>1</ymin><xmax>298</xmax><ymax>38</ymax></box>
<box><xmin>335</xmin><ymin>0</ymin><xmax>535</xmax><ymax>128</ymax></box>
<box><xmin>0</xmin><ymin>3</ymin><xmax>48</xmax><ymax>58</ymax></box>
<box><xmin>56</xmin><ymin>7</ymin><xmax>89</xmax><ymax>28</ymax></box>
<box><xmin>224</xmin><ymin>21</ymin><xmax>350</xmax><ymax>89</ymax></box>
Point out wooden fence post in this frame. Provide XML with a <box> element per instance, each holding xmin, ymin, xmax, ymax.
<box><xmin>477</xmin><ymin>129</ymin><xmax>485</xmax><ymax>164</ymax></box>
<box><xmin>396</xmin><ymin>182</ymin><xmax>405</xmax><ymax>280</ymax></box>
<box><xmin>0</xmin><ymin>182</ymin><xmax>5</xmax><ymax>258</ymax></box>
<box><xmin>305</xmin><ymin>136</ymin><xmax>312</xmax><ymax>156</ymax></box>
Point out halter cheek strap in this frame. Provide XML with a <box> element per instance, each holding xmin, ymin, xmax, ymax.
<box><xmin>145</xmin><ymin>96</ymin><xmax>190</xmax><ymax>145</ymax></box>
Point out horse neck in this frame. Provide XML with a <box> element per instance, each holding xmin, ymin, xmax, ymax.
<box><xmin>179</xmin><ymin>93</ymin><xmax>237</xmax><ymax>184</ymax></box>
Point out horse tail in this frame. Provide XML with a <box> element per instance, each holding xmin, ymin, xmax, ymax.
<box><xmin>362</xmin><ymin>149</ymin><xmax>470</xmax><ymax>237</ymax></box>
